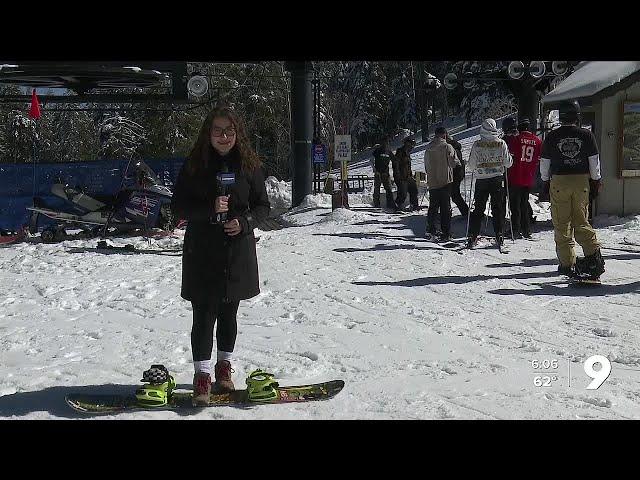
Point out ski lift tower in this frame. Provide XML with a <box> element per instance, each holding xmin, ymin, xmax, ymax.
<box><xmin>284</xmin><ymin>61</ymin><xmax>313</xmax><ymax>208</ymax></box>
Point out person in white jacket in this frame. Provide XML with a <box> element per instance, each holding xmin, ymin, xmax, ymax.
<box><xmin>466</xmin><ymin>118</ymin><xmax>513</xmax><ymax>248</ymax></box>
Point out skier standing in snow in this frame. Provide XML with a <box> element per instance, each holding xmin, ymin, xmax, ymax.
<box><xmin>445</xmin><ymin>132</ymin><xmax>469</xmax><ymax>217</ymax></box>
<box><xmin>505</xmin><ymin>118</ymin><xmax>542</xmax><ymax>239</ymax></box>
<box><xmin>372</xmin><ymin>136</ymin><xmax>396</xmax><ymax>209</ymax></box>
<box><xmin>171</xmin><ymin>105</ymin><xmax>270</xmax><ymax>404</ymax></box>
<box><xmin>466</xmin><ymin>118</ymin><xmax>513</xmax><ymax>248</ymax></box>
<box><xmin>423</xmin><ymin>126</ymin><xmax>460</xmax><ymax>241</ymax></box>
<box><xmin>540</xmin><ymin>100</ymin><xmax>605</xmax><ymax>279</ymax></box>
<box><xmin>393</xmin><ymin>136</ymin><xmax>419</xmax><ymax>211</ymax></box>
<box><xmin>502</xmin><ymin>117</ymin><xmax>538</xmax><ymax>229</ymax></box>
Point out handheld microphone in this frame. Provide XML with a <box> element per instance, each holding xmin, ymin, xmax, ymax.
<box><xmin>215</xmin><ymin>165</ymin><xmax>236</xmax><ymax>224</ymax></box>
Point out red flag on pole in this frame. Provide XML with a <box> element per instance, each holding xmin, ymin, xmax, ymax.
<box><xmin>29</xmin><ymin>88</ymin><xmax>41</xmax><ymax>120</ymax></box>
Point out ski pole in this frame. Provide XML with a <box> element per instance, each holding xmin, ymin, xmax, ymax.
<box><xmin>462</xmin><ymin>167</ymin><xmax>467</xmax><ymax>214</ymax></box>
<box><xmin>462</xmin><ymin>167</ymin><xmax>467</xmax><ymax>200</ymax></box>
<box><xmin>465</xmin><ymin>169</ymin><xmax>471</xmax><ymax>210</ymax></box>
<box><xmin>485</xmin><ymin>197</ymin><xmax>490</xmax><ymax>234</ymax></box>
<box><xmin>465</xmin><ymin>171</ymin><xmax>475</xmax><ymax>240</ymax></box>
<box><xmin>504</xmin><ymin>168</ymin><xmax>514</xmax><ymax>242</ymax></box>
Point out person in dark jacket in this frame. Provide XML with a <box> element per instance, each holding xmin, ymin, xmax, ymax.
<box><xmin>393</xmin><ymin>137</ymin><xmax>418</xmax><ymax>210</ymax></box>
<box><xmin>446</xmin><ymin>132</ymin><xmax>469</xmax><ymax>217</ymax></box>
<box><xmin>171</xmin><ymin>105</ymin><xmax>270</xmax><ymax>404</ymax></box>
<box><xmin>372</xmin><ymin>136</ymin><xmax>396</xmax><ymax>209</ymax></box>
<box><xmin>540</xmin><ymin>100</ymin><xmax>604</xmax><ymax>280</ymax></box>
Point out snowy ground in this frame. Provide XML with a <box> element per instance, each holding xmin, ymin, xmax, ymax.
<box><xmin>2</xmin><ymin>133</ymin><xmax>640</xmax><ymax>420</ymax></box>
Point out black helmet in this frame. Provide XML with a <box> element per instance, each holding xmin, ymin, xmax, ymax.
<box><xmin>518</xmin><ymin>117</ymin><xmax>531</xmax><ymax>131</ymax></box>
<box><xmin>502</xmin><ymin>117</ymin><xmax>517</xmax><ymax>134</ymax></box>
<box><xmin>558</xmin><ymin>100</ymin><xmax>580</xmax><ymax>123</ymax></box>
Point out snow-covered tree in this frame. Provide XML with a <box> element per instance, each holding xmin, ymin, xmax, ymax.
<box><xmin>98</xmin><ymin>114</ymin><xmax>146</xmax><ymax>159</ymax></box>
<box><xmin>320</xmin><ymin>61</ymin><xmax>417</xmax><ymax>150</ymax></box>
<box><xmin>463</xmin><ymin>90</ymin><xmax>517</xmax><ymax>123</ymax></box>
<box><xmin>37</xmin><ymin>105</ymin><xmax>99</xmax><ymax>163</ymax></box>
<box><xmin>196</xmin><ymin>62</ymin><xmax>293</xmax><ymax>179</ymax></box>
<box><xmin>4</xmin><ymin>110</ymin><xmax>37</xmax><ymax>163</ymax></box>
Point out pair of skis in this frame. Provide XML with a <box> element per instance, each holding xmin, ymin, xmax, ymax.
<box><xmin>423</xmin><ymin>234</ymin><xmax>510</xmax><ymax>254</ymax></box>
<box><xmin>445</xmin><ymin>236</ymin><xmax>510</xmax><ymax>254</ymax></box>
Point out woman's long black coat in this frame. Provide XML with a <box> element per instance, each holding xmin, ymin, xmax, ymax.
<box><xmin>171</xmin><ymin>151</ymin><xmax>270</xmax><ymax>303</ymax></box>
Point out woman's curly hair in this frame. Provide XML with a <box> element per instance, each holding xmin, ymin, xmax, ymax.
<box><xmin>186</xmin><ymin>104</ymin><xmax>261</xmax><ymax>175</ymax></box>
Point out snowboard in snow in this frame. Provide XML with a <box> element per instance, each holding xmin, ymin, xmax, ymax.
<box><xmin>65</xmin><ymin>379</ymin><xmax>345</xmax><ymax>414</ymax></box>
<box><xmin>66</xmin><ymin>242</ymin><xmax>182</xmax><ymax>256</ymax></box>
<box><xmin>569</xmin><ymin>277</ymin><xmax>601</xmax><ymax>287</ymax></box>
<box><xmin>96</xmin><ymin>240</ymin><xmax>182</xmax><ymax>254</ymax></box>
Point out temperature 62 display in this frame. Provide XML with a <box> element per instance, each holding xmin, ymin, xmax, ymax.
<box><xmin>533</xmin><ymin>375</ymin><xmax>559</xmax><ymax>387</ymax></box>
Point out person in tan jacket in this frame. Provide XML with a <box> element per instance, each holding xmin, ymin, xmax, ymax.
<box><xmin>423</xmin><ymin>126</ymin><xmax>460</xmax><ymax>241</ymax></box>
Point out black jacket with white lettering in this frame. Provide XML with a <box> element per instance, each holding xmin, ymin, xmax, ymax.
<box><xmin>541</xmin><ymin>125</ymin><xmax>598</xmax><ymax>176</ymax></box>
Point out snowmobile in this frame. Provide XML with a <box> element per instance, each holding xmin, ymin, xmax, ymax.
<box><xmin>27</xmin><ymin>160</ymin><xmax>175</xmax><ymax>243</ymax></box>
<box><xmin>0</xmin><ymin>227</ymin><xmax>27</xmax><ymax>246</ymax></box>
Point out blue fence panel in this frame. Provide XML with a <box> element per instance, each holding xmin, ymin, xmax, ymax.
<box><xmin>0</xmin><ymin>158</ymin><xmax>185</xmax><ymax>231</ymax></box>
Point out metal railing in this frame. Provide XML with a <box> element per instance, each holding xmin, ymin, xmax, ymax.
<box><xmin>313</xmin><ymin>175</ymin><xmax>373</xmax><ymax>194</ymax></box>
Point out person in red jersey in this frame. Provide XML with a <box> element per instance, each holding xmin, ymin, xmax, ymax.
<box><xmin>506</xmin><ymin>118</ymin><xmax>542</xmax><ymax>239</ymax></box>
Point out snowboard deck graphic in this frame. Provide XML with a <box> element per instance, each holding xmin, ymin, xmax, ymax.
<box><xmin>65</xmin><ymin>379</ymin><xmax>345</xmax><ymax>414</ymax></box>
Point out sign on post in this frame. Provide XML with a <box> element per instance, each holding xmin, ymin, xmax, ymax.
<box><xmin>334</xmin><ymin>135</ymin><xmax>351</xmax><ymax>181</ymax></box>
<box><xmin>312</xmin><ymin>143</ymin><xmax>327</xmax><ymax>164</ymax></box>
<box><xmin>334</xmin><ymin>135</ymin><xmax>351</xmax><ymax>163</ymax></box>
<box><xmin>333</xmin><ymin>135</ymin><xmax>351</xmax><ymax>209</ymax></box>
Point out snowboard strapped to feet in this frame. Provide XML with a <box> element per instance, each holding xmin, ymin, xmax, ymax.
<box><xmin>65</xmin><ymin>365</ymin><xmax>344</xmax><ymax>414</ymax></box>
<box><xmin>569</xmin><ymin>276</ymin><xmax>602</xmax><ymax>286</ymax></box>
<box><xmin>569</xmin><ymin>250</ymin><xmax>605</xmax><ymax>286</ymax></box>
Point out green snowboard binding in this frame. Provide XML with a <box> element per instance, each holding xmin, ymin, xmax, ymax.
<box><xmin>246</xmin><ymin>369</ymin><xmax>280</xmax><ymax>402</ymax></box>
<box><xmin>135</xmin><ymin>364</ymin><xmax>176</xmax><ymax>407</ymax></box>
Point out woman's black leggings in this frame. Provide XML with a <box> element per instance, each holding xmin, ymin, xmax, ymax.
<box><xmin>191</xmin><ymin>299</ymin><xmax>240</xmax><ymax>361</ymax></box>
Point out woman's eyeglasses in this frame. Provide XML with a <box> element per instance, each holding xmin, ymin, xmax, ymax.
<box><xmin>212</xmin><ymin>126</ymin><xmax>237</xmax><ymax>137</ymax></box>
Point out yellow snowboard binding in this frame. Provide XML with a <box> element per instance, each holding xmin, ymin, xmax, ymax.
<box><xmin>135</xmin><ymin>364</ymin><xmax>176</xmax><ymax>407</ymax></box>
<box><xmin>246</xmin><ymin>369</ymin><xmax>279</xmax><ymax>402</ymax></box>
